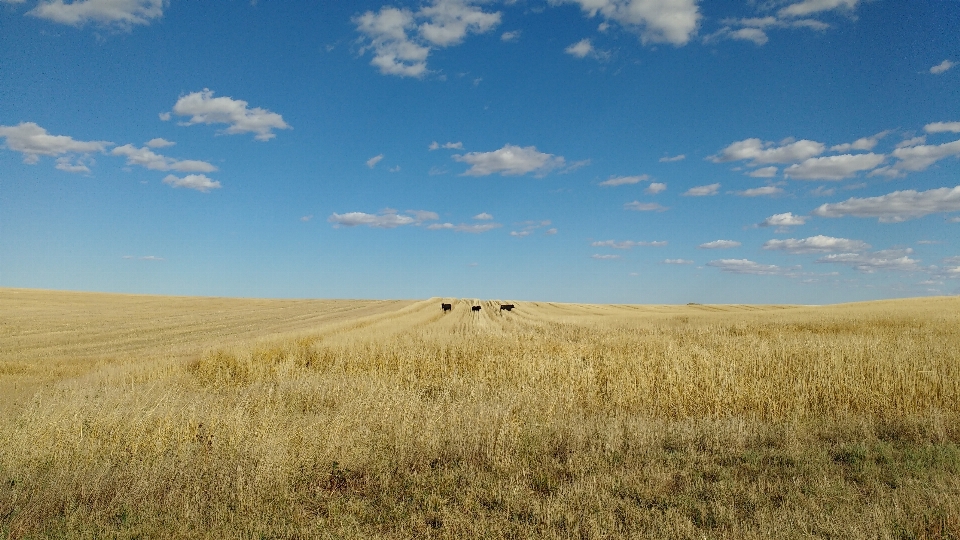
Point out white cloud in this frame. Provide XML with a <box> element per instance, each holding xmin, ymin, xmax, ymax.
<box><xmin>749</xmin><ymin>166</ymin><xmax>778</xmax><ymax>178</ymax></box>
<box><xmin>896</xmin><ymin>136</ymin><xmax>926</xmax><ymax>148</ymax></box>
<box><xmin>454</xmin><ymin>144</ymin><xmax>566</xmax><ymax>176</ymax></box>
<box><xmin>429</xmin><ymin>141</ymin><xmax>464</xmax><ymax>150</ymax></box>
<box><xmin>813</xmin><ymin>185</ymin><xmax>960</xmax><ymax>223</ymax></box>
<box><xmin>473</xmin><ymin>212</ymin><xmax>493</xmax><ymax>220</ymax></box>
<box><xmin>355</xmin><ymin>0</ymin><xmax>500</xmax><ymax>77</ymax></box>
<box><xmin>699</xmin><ymin>240</ymin><xmax>740</xmax><ymax>249</ymax></box>
<box><xmin>366</xmin><ymin>154</ymin><xmax>384</xmax><ymax>168</ymax></box>
<box><xmin>545</xmin><ymin>228</ymin><xmax>558</xmax><ymax>235</ymax></box>
<box><xmin>646</xmin><ymin>182</ymin><xmax>667</xmax><ymax>194</ymax></box>
<box><xmin>778</xmin><ymin>0</ymin><xmax>858</xmax><ymax>18</ymax></box>
<box><xmin>555</xmin><ymin>0</ymin><xmax>701</xmax><ymax>46</ymax></box>
<box><xmin>300</xmin><ymin>215</ymin><xmax>313</xmax><ymax>222</ymax></box>
<box><xmin>27</xmin><ymin>0</ymin><xmax>165</xmax><ymax>28</ymax></box>
<box><xmin>55</xmin><ymin>156</ymin><xmax>92</xmax><ymax>174</ymax></box>
<box><xmin>930</xmin><ymin>60</ymin><xmax>956</xmax><ymax>75</ymax></box>
<box><xmin>784</xmin><ymin>153</ymin><xmax>885</xmax><ymax>180</ymax></box>
<box><xmin>566</xmin><ymin>38</ymin><xmax>595</xmax><ymax>58</ymax></box>
<box><xmin>683</xmin><ymin>183</ymin><xmax>720</xmax><ymax>196</ymax></box>
<box><xmin>659</xmin><ymin>154</ymin><xmax>685</xmax><ymax>162</ymax></box>
<box><xmin>886</xmin><ymin>139</ymin><xmax>960</xmax><ymax>172</ymax></box>
<box><xmin>501</xmin><ymin>30</ymin><xmax>520</xmax><ymax>41</ymax></box>
<box><xmin>817</xmin><ymin>249</ymin><xmax>921</xmax><ymax>273</ymax></box>
<box><xmin>730</xmin><ymin>27</ymin><xmax>768</xmax><ymax>45</ymax></box>
<box><xmin>145</xmin><ymin>137</ymin><xmax>175</xmax><ymax>148</ymax></box>
<box><xmin>510</xmin><ymin>219</ymin><xmax>552</xmax><ymax>237</ymax></box>
<box><xmin>830</xmin><ymin>131</ymin><xmax>890</xmax><ymax>152</ymax></box>
<box><xmin>0</xmin><ymin>122</ymin><xmax>110</xmax><ymax>164</ymax></box>
<box><xmin>592</xmin><ymin>240</ymin><xmax>667</xmax><ymax>249</ymax></box>
<box><xmin>111</xmin><ymin>144</ymin><xmax>217</xmax><ymax>173</ymax></box>
<box><xmin>710</xmin><ymin>138</ymin><xmax>825</xmax><ymax>164</ymax></box>
<box><xmin>663</xmin><ymin>259</ymin><xmax>693</xmax><ymax>264</ymax></box>
<box><xmin>328</xmin><ymin>208</ymin><xmax>438</xmax><ymax>229</ymax></box>
<box><xmin>427</xmin><ymin>222</ymin><xmax>502</xmax><ymax>233</ymax></box>
<box><xmin>418</xmin><ymin>0</ymin><xmax>501</xmax><ymax>47</ymax></box>
<box><xmin>759</xmin><ymin>212</ymin><xmax>806</xmax><ymax>227</ymax></box>
<box><xmin>161</xmin><ymin>174</ymin><xmax>221</xmax><ymax>193</ymax></box>
<box><xmin>763</xmin><ymin>235</ymin><xmax>869</xmax><ymax>254</ymax></box>
<box><xmin>168</xmin><ymin>89</ymin><xmax>290</xmax><ymax>141</ymax></box>
<box><xmin>591</xmin><ymin>254</ymin><xmax>621</xmax><ymax>260</ymax></box>
<box><xmin>624</xmin><ymin>201</ymin><xmax>668</xmax><ymax>212</ymax></box>
<box><xmin>737</xmin><ymin>186</ymin><xmax>783</xmax><ymax>197</ymax></box>
<box><xmin>925</xmin><ymin>122</ymin><xmax>960</xmax><ymax>134</ymax></box>
<box><xmin>707</xmin><ymin>259</ymin><xmax>785</xmax><ymax>275</ymax></box>
<box><xmin>599</xmin><ymin>174</ymin><xmax>649</xmax><ymax>186</ymax></box>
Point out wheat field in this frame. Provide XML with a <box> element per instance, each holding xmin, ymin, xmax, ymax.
<box><xmin>1</xmin><ymin>288</ymin><xmax>959</xmax><ymax>538</ymax></box>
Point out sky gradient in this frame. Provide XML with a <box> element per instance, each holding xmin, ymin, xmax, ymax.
<box><xmin>1</xmin><ymin>0</ymin><xmax>959</xmax><ymax>304</ymax></box>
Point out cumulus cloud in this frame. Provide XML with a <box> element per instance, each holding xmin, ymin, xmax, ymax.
<box><xmin>473</xmin><ymin>212</ymin><xmax>493</xmax><ymax>220</ymax></box>
<box><xmin>328</xmin><ymin>208</ymin><xmax>439</xmax><ymax>229</ymax></box>
<box><xmin>830</xmin><ymin>131</ymin><xmax>890</xmax><ymax>152</ymax></box>
<box><xmin>55</xmin><ymin>156</ymin><xmax>93</xmax><ymax>174</ymax></box>
<box><xmin>624</xmin><ymin>201</ymin><xmax>668</xmax><ymax>212</ymax></box>
<box><xmin>592</xmin><ymin>240</ymin><xmax>667</xmax><ymax>249</ymax></box>
<box><xmin>659</xmin><ymin>154</ymin><xmax>685</xmax><ymax>162</ymax></box>
<box><xmin>759</xmin><ymin>212</ymin><xmax>806</xmax><ymax>227</ymax></box>
<box><xmin>663</xmin><ymin>259</ymin><xmax>694</xmax><ymax>264</ymax></box>
<box><xmin>566</xmin><ymin>38</ymin><xmax>595</xmax><ymax>58</ymax></box>
<box><xmin>167</xmin><ymin>89</ymin><xmax>290</xmax><ymax>141</ymax></box>
<box><xmin>707</xmin><ymin>259</ymin><xmax>785</xmax><ymax>275</ymax></box>
<box><xmin>501</xmin><ymin>30</ymin><xmax>520</xmax><ymax>41</ymax></box>
<box><xmin>683</xmin><ymin>183</ymin><xmax>720</xmax><ymax>196</ymax></box>
<box><xmin>925</xmin><ymin>122</ymin><xmax>960</xmax><ymax>134</ymax></box>
<box><xmin>510</xmin><ymin>220</ymin><xmax>552</xmax><ymax>237</ymax></box>
<box><xmin>699</xmin><ymin>240</ymin><xmax>741</xmax><ymax>249</ymax></box>
<box><xmin>816</xmin><ymin>249</ymin><xmax>921</xmax><ymax>273</ymax></box>
<box><xmin>710</xmin><ymin>137</ymin><xmax>825</xmax><ymax>164</ymax></box>
<box><xmin>784</xmin><ymin>153</ymin><xmax>885</xmax><ymax>180</ymax></box>
<box><xmin>763</xmin><ymin>235</ymin><xmax>869</xmax><ymax>254</ymax></box>
<box><xmin>429</xmin><ymin>141</ymin><xmax>464</xmax><ymax>150</ymax></box>
<box><xmin>646</xmin><ymin>182</ymin><xmax>667</xmax><ymax>194</ymax></box>
<box><xmin>146</xmin><ymin>138</ymin><xmax>175</xmax><ymax>148</ymax></box>
<box><xmin>881</xmin><ymin>139</ymin><xmax>960</xmax><ymax>173</ymax></box>
<box><xmin>545</xmin><ymin>228</ymin><xmax>558</xmax><ymax>235</ymax></box>
<box><xmin>778</xmin><ymin>0</ymin><xmax>858</xmax><ymax>18</ymax></box>
<box><xmin>704</xmin><ymin>15</ymin><xmax>830</xmax><ymax>46</ymax></box>
<box><xmin>554</xmin><ymin>0</ymin><xmax>701</xmax><ymax>46</ymax></box>
<box><xmin>454</xmin><ymin>144</ymin><xmax>566</xmax><ymax>176</ymax></box>
<box><xmin>737</xmin><ymin>186</ymin><xmax>783</xmax><ymax>197</ymax></box>
<box><xmin>0</xmin><ymin>122</ymin><xmax>110</xmax><ymax>164</ymax></box>
<box><xmin>812</xmin><ymin>185</ymin><xmax>960</xmax><ymax>223</ymax></box>
<box><xmin>427</xmin><ymin>222</ymin><xmax>502</xmax><ymax>233</ymax></box>
<box><xmin>897</xmin><ymin>136</ymin><xmax>926</xmax><ymax>148</ymax></box>
<box><xmin>591</xmin><ymin>254</ymin><xmax>621</xmax><ymax>260</ymax></box>
<box><xmin>111</xmin><ymin>144</ymin><xmax>217</xmax><ymax>173</ymax></box>
<box><xmin>930</xmin><ymin>60</ymin><xmax>956</xmax><ymax>75</ymax></box>
<box><xmin>27</xmin><ymin>0</ymin><xmax>165</xmax><ymax>28</ymax></box>
<box><xmin>748</xmin><ymin>166</ymin><xmax>778</xmax><ymax>178</ymax></box>
<box><xmin>355</xmin><ymin>0</ymin><xmax>500</xmax><ymax>77</ymax></box>
<box><xmin>599</xmin><ymin>174</ymin><xmax>649</xmax><ymax>186</ymax></box>
<box><xmin>162</xmin><ymin>174</ymin><xmax>221</xmax><ymax>192</ymax></box>
<box><xmin>366</xmin><ymin>154</ymin><xmax>384</xmax><ymax>168</ymax></box>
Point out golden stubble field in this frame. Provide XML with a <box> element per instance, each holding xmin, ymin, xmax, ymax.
<box><xmin>1</xmin><ymin>288</ymin><xmax>959</xmax><ymax>538</ymax></box>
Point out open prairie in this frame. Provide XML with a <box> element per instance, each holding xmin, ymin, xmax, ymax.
<box><xmin>1</xmin><ymin>289</ymin><xmax>959</xmax><ymax>538</ymax></box>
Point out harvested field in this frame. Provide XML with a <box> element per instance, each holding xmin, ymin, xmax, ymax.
<box><xmin>1</xmin><ymin>289</ymin><xmax>959</xmax><ymax>538</ymax></box>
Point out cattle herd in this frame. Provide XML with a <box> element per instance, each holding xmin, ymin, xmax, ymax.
<box><xmin>441</xmin><ymin>302</ymin><xmax>515</xmax><ymax>313</ymax></box>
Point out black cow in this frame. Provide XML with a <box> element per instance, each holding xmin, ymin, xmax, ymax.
<box><xmin>471</xmin><ymin>305</ymin><xmax>481</xmax><ymax>312</ymax></box>
<box><xmin>500</xmin><ymin>304</ymin><xmax>515</xmax><ymax>311</ymax></box>
<box><xmin>441</xmin><ymin>303</ymin><xmax>452</xmax><ymax>312</ymax></box>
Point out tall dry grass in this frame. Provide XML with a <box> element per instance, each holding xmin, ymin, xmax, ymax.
<box><xmin>2</xmin><ymin>293</ymin><xmax>959</xmax><ymax>538</ymax></box>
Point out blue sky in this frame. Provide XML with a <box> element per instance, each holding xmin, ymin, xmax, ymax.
<box><xmin>1</xmin><ymin>0</ymin><xmax>959</xmax><ymax>303</ymax></box>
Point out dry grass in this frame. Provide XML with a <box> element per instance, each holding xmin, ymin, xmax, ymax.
<box><xmin>1</xmin><ymin>289</ymin><xmax>959</xmax><ymax>538</ymax></box>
